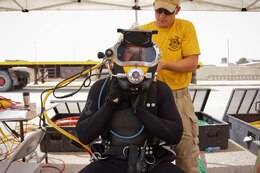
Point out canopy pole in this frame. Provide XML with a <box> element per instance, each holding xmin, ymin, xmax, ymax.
<box><xmin>132</xmin><ymin>0</ymin><xmax>141</xmax><ymax>28</ymax></box>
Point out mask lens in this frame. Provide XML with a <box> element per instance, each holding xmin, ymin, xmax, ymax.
<box><xmin>117</xmin><ymin>45</ymin><xmax>156</xmax><ymax>64</ymax></box>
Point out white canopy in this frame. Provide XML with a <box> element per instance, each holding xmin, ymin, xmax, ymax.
<box><xmin>0</xmin><ymin>0</ymin><xmax>260</xmax><ymax>12</ymax></box>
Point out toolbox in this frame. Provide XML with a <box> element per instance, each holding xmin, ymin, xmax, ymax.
<box><xmin>223</xmin><ymin>88</ymin><xmax>260</xmax><ymax>155</ymax></box>
<box><xmin>189</xmin><ymin>88</ymin><xmax>230</xmax><ymax>150</ymax></box>
<box><xmin>40</xmin><ymin>100</ymin><xmax>86</xmax><ymax>152</ymax></box>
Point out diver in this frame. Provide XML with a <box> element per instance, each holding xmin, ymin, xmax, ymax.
<box><xmin>76</xmin><ymin>29</ymin><xmax>184</xmax><ymax>173</ymax></box>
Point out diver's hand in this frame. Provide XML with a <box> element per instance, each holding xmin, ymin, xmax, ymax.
<box><xmin>107</xmin><ymin>78</ymin><xmax>122</xmax><ymax>104</ymax></box>
<box><xmin>132</xmin><ymin>91</ymin><xmax>147</xmax><ymax>114</ymax></box>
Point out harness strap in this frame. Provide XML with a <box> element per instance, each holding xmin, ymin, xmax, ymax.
<box><xmin>127</xmin><ymin>145</ymin><xmax>139</xmax><ymax>173</ymax></box>
<box><xmin>102</xmin><ymin>145</ymin><xmax>140</xmax><ymax>173</ymax></box>
<box><xmin>103</xmin><ymin>145</ymin><xmax>129</xmax><ymax>157</ymax></box>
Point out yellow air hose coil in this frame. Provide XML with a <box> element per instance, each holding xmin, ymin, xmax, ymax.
<box><xmin>42</xmin><ymin>62</ymin><xmax>104</xmax><ymax>156</ymax></box>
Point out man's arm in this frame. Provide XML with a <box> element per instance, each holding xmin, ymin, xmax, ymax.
<box><xmin>157</xmin><ymin>55</ymin><xmax>199</xmax><ymax>73</ymax></box>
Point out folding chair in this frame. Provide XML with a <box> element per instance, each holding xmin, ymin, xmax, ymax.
<box><xmin>0</xmin><ymin>128</ymin><xmax>46</xmax><ymax>173</ymax></box>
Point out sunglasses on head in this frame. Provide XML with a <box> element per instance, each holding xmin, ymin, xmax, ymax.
<box><xmin>155</xmin><ymin>8</ymin><xmax>176</xmax><ymax>15</ymax></box>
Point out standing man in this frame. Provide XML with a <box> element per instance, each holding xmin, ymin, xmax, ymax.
<box><xmin>140</xmin><ymin>0</ymin><xmax>201</xmax><ymax>172</ymax></box>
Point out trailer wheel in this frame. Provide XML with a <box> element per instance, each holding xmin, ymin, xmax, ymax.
<box><xmin>14</xmin><ymin>78</ymin><xmax>28</xmax><ymax>89</ymax></box>
<box><xmin>0</xmin><ymin>70</ymin><xmax>13</xmax><ymax>92</ymax></box>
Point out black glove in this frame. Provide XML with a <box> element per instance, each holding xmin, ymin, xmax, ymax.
<box><xmin>107</xmin><ymin>78</ymin><xmax>122</xmax><ymax>104</ymax></box>
<box><xmin>131</xmin><ymin>90</ymin><xmax>147</xmax><ymax>114</ymax></box>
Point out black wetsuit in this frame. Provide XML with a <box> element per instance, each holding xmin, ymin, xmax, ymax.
<box><xmin>76</xmin><ymin>78</ymin><xmax>184</xmax><ymax>173</ymax></box>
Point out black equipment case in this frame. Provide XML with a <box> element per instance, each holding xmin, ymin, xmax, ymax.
<box><xmin>190</xmin><ymin>88</ymin><xmax>229</xmax><ymax>150</ymax></box>
<box><xmin>223</xmin><ymin>88</ymin><xmax>260</xmax><ymax>155</ymax></box>
<box><xmin>40</xmin><ymin>100</ymin><xmax>86</xmax><ymax>152</ymax></box>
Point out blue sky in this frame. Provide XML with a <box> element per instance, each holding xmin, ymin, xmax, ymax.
<box><xmin>0</xmin><ymin>10</ymin><xmax>259</xmax><ymax>65</ymax></box>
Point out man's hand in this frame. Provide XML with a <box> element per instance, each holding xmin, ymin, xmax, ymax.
<box><xmin>156</xmin><ymin>61</ymin><xmax>167</xmax><ymax>72</ymax></box>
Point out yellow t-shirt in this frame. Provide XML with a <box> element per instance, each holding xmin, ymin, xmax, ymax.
<box><xmin>140</xmin><ymin>19</ymin><xmax>200</xmax><ymax>90</ymax></box>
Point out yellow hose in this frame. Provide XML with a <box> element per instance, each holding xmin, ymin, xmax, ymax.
<box><xmin>42</xmin><ymin>62</ymin><xmax>104</xmax><ymax>156</ymax></box>
<box><xmin>0</xmin><ymin>128</ymin><xmax>11</xmax><ymax>158</ymax></box>
<box><xmin>250</xmin><ymin>120</ymin><xmax>260</xmax><ymax>128</ymax></box>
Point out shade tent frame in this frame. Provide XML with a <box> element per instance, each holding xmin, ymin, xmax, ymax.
<box><xmin>0</xmin><ymin>0</ymin><xmax>260</xmax><ymax>12</ymax></box>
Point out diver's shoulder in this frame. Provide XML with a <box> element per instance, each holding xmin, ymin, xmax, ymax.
<box><xmin>92</xmin><ymin>77</ymin><xmax>109</xmax><ymax>88</ymax></box>
<box><xmin>156</xmin><ymin>80</ymin><xmax>172</xmax><ymax>91</ymax></box>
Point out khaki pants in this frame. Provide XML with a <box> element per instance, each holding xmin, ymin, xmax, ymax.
<box><xmin>172</xmin><ymin>88</ymin><xmax>201</xmax><ymax>173</ymax></box>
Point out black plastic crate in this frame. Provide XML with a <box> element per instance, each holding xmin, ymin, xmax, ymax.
<box><xmin>196</xmin><ymin>112</ymin><xmax>229</xmax><ymax>150</ymax></box>
<box><xmin>224</xmin><ymin>88</ymin><xmax>260</xmax><ymax>155</ymax></box>
<box><xmin>40</xmin><ymin>100</ymin><xmax>86</xmax><ymax>152</ymax></box>
<box><xmin>190</xmin><ymin>88</ymin><xmax>229</xmax><ymax>150</ymax></box>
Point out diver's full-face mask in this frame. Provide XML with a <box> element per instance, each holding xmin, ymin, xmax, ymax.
<box><xmin>112</xmin><ymin>29</ymin><xmax>161</xmax><ymax>93</ymax></box>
